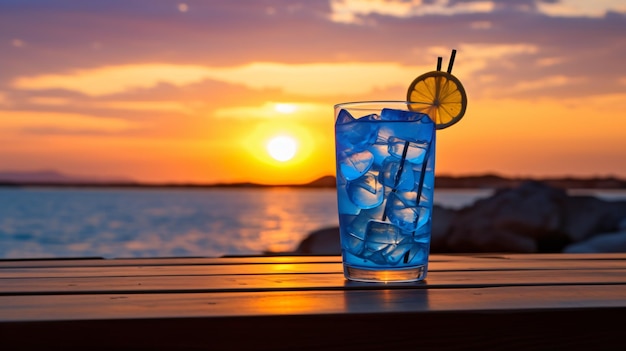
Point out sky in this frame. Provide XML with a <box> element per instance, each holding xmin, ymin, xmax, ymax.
<box><xmin>1</xmin><ymin>0</ymin><xmax>625</xmax><ymax>185</ymax></box>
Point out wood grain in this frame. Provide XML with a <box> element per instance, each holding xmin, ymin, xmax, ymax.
<box><xmin>1</xmin><ymin>253</ymin><xmax>625</xmax><ymax>350</ymax></box>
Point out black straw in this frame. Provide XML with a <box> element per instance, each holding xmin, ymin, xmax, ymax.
<box><xmin>381</xmin><ymin>141</ymin><xmax>410</xmax><ymax>222</ymax></box>
<box><xmin>447</xmin><ymin>49</ymin><xmax>456</xmax><ymax>74</ymax></box>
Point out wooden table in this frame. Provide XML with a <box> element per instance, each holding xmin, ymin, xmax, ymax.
<box><xmin>1</xmin><ymin>253</ymin><xmax>625</xmax><ymax>350</ymax></box>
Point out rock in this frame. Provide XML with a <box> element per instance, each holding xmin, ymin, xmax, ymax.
<box><xmin>294</xmin><ymin>227</ymin><xmax>341</xmax><ymax>255</ymax></box>
<box><xmin>563</xmin><ymin>230</ymin><xmax>626</xmax><ymax>253</ymax></box>
<box><xmin>444</xmin><ymin>181</ymin><xmax>569</xmax><ymax>253</ymax></box>
<box><xmin>427</xmin><ymin>205</ymin><xmax>458</xmax><ymax>252</ymax></box>
<box><xmin>442</xmin><ymin>181</ymin><xmax>626</xmax><ymax>253</ymax></box>
<box><xmin>561</xmin><ymin>196</ymin><xmax>626</xmax><ymax>242</ymax></box>
<box><xmin>295</xmin><ymin>181</ymin><xmax>626</xmax><ymax>255</ymax></box>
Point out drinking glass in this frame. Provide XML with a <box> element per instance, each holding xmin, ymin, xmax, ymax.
<box><xmin>334</xmin><ymin>101</ymin><xmax>436</xmax><ymax>282</ymax></box>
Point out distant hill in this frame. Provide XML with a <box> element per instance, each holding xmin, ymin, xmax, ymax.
<box><xmin>299</xmin><ymin>175</ymin><xmax>336</xmax><ymax>188</ymax></box>
<box><xmin>0</xmin><ymin>170</ymin><xmax>336</xmax><ymax>188</ymax></box>
<box><xmin>434</xmin><ymin>174</ymin><xmax>626</xmax><ymax>189</ymax></box>
<box><xmin>0</xmin><ymin>170</ymin><xmax>134</xmax><ymax>185</ymax></box>
<box><xmin>0</xmin><ymin>170</ymin><xmax>80</xmax><ymax>183</ymax></box>
<box><xmin>0</xmin><ymin>170</ymin><xmax>624</xmax><ymax>189</ymax></box>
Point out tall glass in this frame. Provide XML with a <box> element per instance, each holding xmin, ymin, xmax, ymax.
<box><xmin>334</xmin><ymin>101</ymin><xmax>436</xmax><ymax>283</ymax></box>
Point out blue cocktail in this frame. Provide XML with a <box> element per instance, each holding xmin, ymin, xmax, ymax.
<box><xmin>334</xmin><ymin>101</ymin><xmax>436</xmax><ymax>282</ymax></box>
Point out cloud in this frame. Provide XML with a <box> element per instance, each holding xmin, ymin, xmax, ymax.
<box><xmin>329</xmin><ymin>0</ymin><xmax>495</xmax><ymax>24</ymax></box>
<box><xmin>12</xmin><ymin>39</ymin><xmax>25</xmax><ymax>48</ymax></box>
<box><xmin>11</xmin><ymin>62</ymin><xmax>434</xmax><ymax>97</ymax></box>
<box><xmin>535</xmin><ymin>57</ymin><xmax>564</xmax><ymax>67</ymax></box>
<box><xmin>469</xmin><ymin>20</ymin><xmax>493</xmax><ymax>29</ymax></box>
<box><xmin>537</xmin><ymin>0</ymin><xmax>626</xmax><ymax>17</ymax></box>
<box><xmin>177</xmin><ymin>3</ymin><xmax>189</xmax><ymax>13</ymax></box>
<box><xmin>460</xmin><ymin>43</ymin><xmax>538</xmax><ymax>57</ymax></box>
<box><xmin>10</xmin><ymin>42</ymin><xmax>587</xmax><ymax>104</ymax></box>
<box><xmin>328</xmin><ymin>0</ymin><xmax>626</xmax><ymax>24</ymax></box>
<box><xmin>0</xmin><ymin>110</ymin><xmax>135</xmax><ymax>135</ymax></box>
<box><xmin>0</xmin><ymin>91</ymin><xmax>8</xmax><ymax>106</ymax></box>
<box><xmin>25</xmin><ymin>96</ymin><xmax>75</xmax><ymax>106</ymax></box>
<box><xmin>25</xmin><ymin>96</ymin><xmax>194</xmax><ymax>114</ymax></box>
<box><xmin>12</xmin><ymin>65</ymin><xmax>211</xmax><ymax>97</ymax></box>
<box><xmin>214</xmin><ymin>102</ymin><xmax>327</xmax><ymax>119</ymax></box>
<box><xmin>510</xmin><ymin>75</ymin><xmax>582</xmax><ymax>92</ymax></box>
<box><xmin>210</xmin><ymin>62</ymin><xmax>429</xmax><ymax>97</ymax></box>
<box><xmin>431</xmin><ymin>43</ymin><xmax>538</xmax><ymax>76</ymax></box>
<box><xmin>2</xmin><ymin>0</ymin><xmax>624</xmax><ymax>82</ymax></box>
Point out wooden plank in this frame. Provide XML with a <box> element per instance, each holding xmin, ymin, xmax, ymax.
<box><xmin>473</xmin><ymin>252</ymin><xmax>626</xmax><ymax>261</ymax></box>
<box><xmin>2</xmin><ymin>254</ymin><xmax>625</xmax><ymax>350</ymax></box>
<box><xmin>1</xmin><ymin>254</ymin><xmax>625</xmax><ymax>278</ymax></box>
<box><xmin>2</xmin><ymin>285</ymin><xmax>626</xmax><ymax>322</ymax></box>
<box><xmin>2</xmin><ymin>258</ymin><xmax>626</xmax><ymax>279</ymax></box>
<box><xmin>0</xmin><ymin>255</ymin><xmax>343</xmax><ymax>268</ymax></box>
<box><xmin>0</xmin><ymin>254</ymin><xmax>484</xmax><ymax>269</ymax></box>
<box><xmin>1</xmin><ymin>253</ymin><xmax>623</xmax><ymax>270</ymax></box>
<box><xmin>0</xmin><ymin>262</ymin><xmax>344</xmax><ymax>278</ymax></box>
<box><xmin>2</xmin><ymin>269</ymin><xmax>625</xmax><ymax>295</ymax></box>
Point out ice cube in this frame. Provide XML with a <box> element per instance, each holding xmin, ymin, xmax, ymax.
<box><xmin>362</xmin><ymin>220</ymin><xmax>430</xmax><ymax>265</ymax></box>
<box><xmin>380</xmin><ymin>108</ymin><xmax>430</xmax><ymax>122</ymax></box>
<box><xmin>346</xmin><ymin>204</ymin><xmax>386</xmax><ymax>239</ymax></box>
<box><xmin>367</xmin><ymin>126</ymin><xmax>395</xmax><ymax>166</ymax></box>
<box><xmin>344</xmin><ymin>231</ymin><xmax>365</xmax><ymax>256</ymax></box>
<box><xmin>382</xmin><ymin>236</ymin><xmax>419</xmax><ymax>264</ymax></box>
<box><xmin>346</xmin><ymin>213</ymin><xmax>369</xmax><ymax>241</ymax></box>
<box><xmin>364</xmin><ymin>198</ymin><xmax>388</xmax><ymax>219</ymax></box>
<box><xmin>336</xmin><ymin>108</ymin><xmax>355</xmax><ymax>125</ymax></box>
<box><xmin>375</xmin><ymin>125</ymin><xmax>393</xmax><ymax>144</ymax></box>
<box><xmin>364</xmin><ymin>221</ymin><xmax>401</xmax><ymax>249</ymax></box>
<box><xmin>336</xmin><ymin>186</ymin><xmax>360</xmax><ymax>215</ymax></box>
<box><xmin>395</xmin><ymin>241</ymin><xmax>429</xmax><ymax>264</ymax></box>
<box><xmin>388</xmin><ymin>137</ymin><xmax>429</xmax><ymax>164</ymax></box>
<box><xmin>413</xmin><ymin>208</ymin><xmax>431</xmax><ymax>232</ymax></box>
<box><xmin>369</xmin><ymin>144</ymin><xmax>390</xmax><ymax>167</ymax></box>
<box><xmin>338</xmin><ymin>150</ymin><xmax>374</xmax><ymax>181</ymax></box>
<box><xmin>346</xmin><ymin>171</ymin><xmax>384</xmax><ymax>209</ymax></box>
<box><xmin>360</xmin><ymin>113</ymin><xmax>380</xmax><ymax>121</ymax></box>
<box><xmin>335</xmin><ymin>120</ymin><xmax>379</xmax><ymax>153</ymax></box>
<box><xmin>411</xmin><ymin>225</ymin><xmax>431</xmax><ymax>240</ymax></box>
<box><xmin>339</xmin><ymin>213</ymin><xmax>367</xmax><ymax>256</ymax></box>
<box><xmin>380</xmin><ymin>157</ymin><xmax>415</xmax><ymax>191</ymax></box>
<box><xmin>361</xmin><ymin>220</ymin><xmax>401</xmax><ymax>264</ymax></box>
<box><xmin>385</xmin><ymin>192</ymin><xmax>431</xmax><ymax>232</ymax></box>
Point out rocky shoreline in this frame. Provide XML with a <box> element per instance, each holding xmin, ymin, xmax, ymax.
<box><xmin>292</xmin><ymin>181</ymin><xmax>626</xmax><ymax>255</ymax></box>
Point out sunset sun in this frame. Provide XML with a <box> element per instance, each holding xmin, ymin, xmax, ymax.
<box><xmin>266</xmin><ymin>135</ymin><xmax>298</xmax><ymax>162</ymax></box>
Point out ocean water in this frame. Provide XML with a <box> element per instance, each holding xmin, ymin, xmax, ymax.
<box><xmin>0</xmin><ymin>187</ymin><xmax>623</xmax><ymax>259</ymax></box>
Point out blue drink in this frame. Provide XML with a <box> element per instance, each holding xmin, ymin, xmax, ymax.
<box><xmin>334</xmin><ymin>101</ymin><xmax>436</xmax><ymax>282</ymax></box>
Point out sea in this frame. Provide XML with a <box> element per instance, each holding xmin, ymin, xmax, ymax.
<box><xmin>1</xmin><ymin>187</ymin><xmax>625</xmax><ymax>260</ymax></box>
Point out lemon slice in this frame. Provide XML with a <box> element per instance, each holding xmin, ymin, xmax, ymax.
<box><xmin>406</xmin><ymin>70</ymin><xmax>467</xmax><ymax>129</ymax></box>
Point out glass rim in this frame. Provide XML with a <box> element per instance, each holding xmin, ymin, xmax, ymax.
<box><xmin>334</xmin><ymin>100</ymin><xmax>412</xmax><ymax>110</ymax></box>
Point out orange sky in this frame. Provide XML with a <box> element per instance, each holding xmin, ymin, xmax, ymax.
<box><xmin>1</xmin><ymin>1</ymin><xmax>625</xmax><ymax>184</ymax></box>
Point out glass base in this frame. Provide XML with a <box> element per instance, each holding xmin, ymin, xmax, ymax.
<box><xmin>344</xmin><ymin>264</ymin><xmax>427</xmax><ymax>283</ymax></box>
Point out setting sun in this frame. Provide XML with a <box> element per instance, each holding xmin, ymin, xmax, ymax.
<box><xmin>266</xmin><ymin>135</ymin><xmax>298</xmax><ymax>162</ymax></box>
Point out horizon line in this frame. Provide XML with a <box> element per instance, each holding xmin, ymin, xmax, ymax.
<box><xmin>1</xmin><ymin>173</ymin><xmax>625</xmax><ymax>189</ymax></box>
